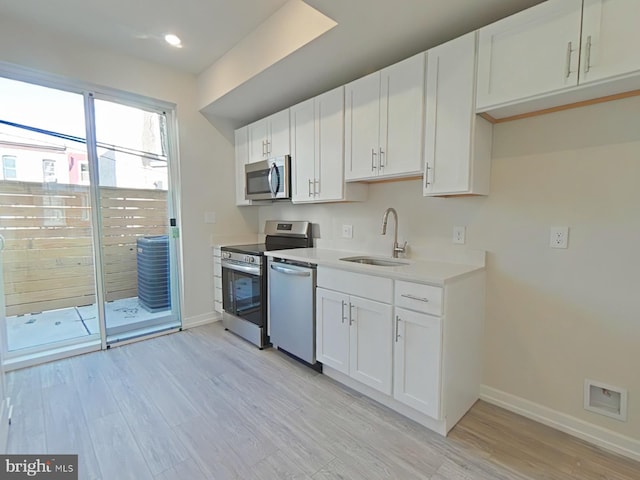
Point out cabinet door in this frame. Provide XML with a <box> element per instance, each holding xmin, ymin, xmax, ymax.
<box><xmin>234</xmin><ymin>127</ymin><xmax>251</xmax><ymax>206</ymax></box>
<box><xmin>316</xmin><ymin>288</ymin><xmax>350</xmax><ymax>375</ymax></box>
<box><xmin>476</xmin><ymin>0</ymin><xmax>583</xmax><ymax>110</ymax></box>
<box><xmin>424</xmin><ymin>33</ymin><xmax>475</xmax><ymax>196</ymax></box>
<box><xmin>380</xmin><ymin>52</ymin><xmax>425</xmax><ymax>178</ymax></box>
<box><xmin>344</xmin><ymin>71</ymin><xmax>381</xmax><ymax>181</ymax></box>
<box><xmin>247</xmin><ymin>118</ymin><xmax>268</xmax><ymax>163</ymax></box>
<box><xmin>580</xmin><ymin>0</ymin><xmax>640</xmax><ymax>85</ymax></box>
<box><xmin>268</xmin><ymin>109</ymin><xmax>290</xmax><ymax>158</ymax></box>
<box><xmin>349</xmin><ymin>296</ymin><xmax>393</xmax><ymax>395</ymax></box>
<box><xmin>393</xmin><ymin>308</ymin><xmax>442</xmax><ymax>420</ymax></box>
<box><xmin>290</xmin><ymin>98</ymin><xmax>316</xmax><ymax>203</ymax></box>
<box><xmin>316</xmin><ymin>86</ymin><xmax>345</xmax><ymax>202</ymax></box>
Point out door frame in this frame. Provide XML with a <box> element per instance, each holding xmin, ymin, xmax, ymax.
<box><xmin>0</xmin><ymin>60</ymin><xmax>184</xmax><ymax>366</ymax></box>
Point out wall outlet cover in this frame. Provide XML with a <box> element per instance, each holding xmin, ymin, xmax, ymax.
<box><xmin>342</xmin><ymin>224</ymin><xmax>353</xmax><ymax>239</ymax></box>
<box><xmin>550</xmin><ymin>226</ymin><xmax>569</xmax><ymax>249</ymax></box>
<box><xmin>453</xmin><ymin>226</ymin><xmax>466</xmax><ymax>244</ymax></box>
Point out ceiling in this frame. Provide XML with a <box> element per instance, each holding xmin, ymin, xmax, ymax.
<box><xmin>0</xmin><ymin>0</ymin><xmax>544</xmax><ymax>132</ymax></box>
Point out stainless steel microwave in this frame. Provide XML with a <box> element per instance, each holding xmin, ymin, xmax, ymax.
<box><xmin>245</xmin><ymin>155</ymin><xmax>291</xmax><ymax>201</ymax></box>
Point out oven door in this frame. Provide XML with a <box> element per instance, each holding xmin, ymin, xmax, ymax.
<box><xmin>245</xmin><ymin>156</ymin><xmax>290</xmax><ymax>200</ymax></box>
<box><xmin>222</xmin><ymin>260</ymin><xmax>265</xmax><ymax>326</ymax></box>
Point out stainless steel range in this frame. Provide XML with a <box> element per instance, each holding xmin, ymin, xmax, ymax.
<box><xmin>221</xmin><ymin>220</ymin><xmax>312</xmax><ymax>348</ymax></box>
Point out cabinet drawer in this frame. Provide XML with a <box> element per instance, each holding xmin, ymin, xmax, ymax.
<box><xmin>317</xmin><ymin>267</ymin><xmax>392</xmax><ymax>304</ymax></box>
<box><xmin>395</xmin><ymin>281</ymin><xmax>442</xmax><ymax>316</ymax></box>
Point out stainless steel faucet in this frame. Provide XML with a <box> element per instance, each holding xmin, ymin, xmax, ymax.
<box><xmin>381</xmin><ymin>207</ymin><xmax>407</xmax><ymax>258</ymax></box>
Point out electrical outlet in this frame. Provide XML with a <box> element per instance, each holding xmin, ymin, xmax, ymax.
<box><xmin>549</xmin><ymin>226</ymin><xmax>569</xmax><ymax>249</ymax></box>
<box><xmin>453</xmin><ymin>226</ymin><xmax>466</xmax><ymax>245</ymax></box>
<box><xmin>342</xmin><ymin>224</ymin><xmax>353</xmax><ymax>239</ymax></box>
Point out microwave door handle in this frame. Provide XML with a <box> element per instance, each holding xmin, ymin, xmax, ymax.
<box><xmin>267</xmin><ymin>162</ymin><xmax>280</xmax><ymax>197</ymax></box>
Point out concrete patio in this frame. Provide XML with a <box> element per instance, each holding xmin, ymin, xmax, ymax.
<box><xmin>6</xmin><ymin>297</ymin><xmax>171</xmax><ymax>351</ymax></box>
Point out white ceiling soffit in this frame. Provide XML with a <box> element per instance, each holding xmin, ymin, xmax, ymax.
<box><xmin>197</xmin><ymin>0</ymin><xmax>337</xmax><ymax>111</ymax></box>
<box><xmin>0</xmin><ymin>0</ymin><xmax>290</xmax><ymax>74</ymax></box>
<box><xmin>199</xmin><ymin>0</ymin><xmax>544</xmax><ymax>132</ymax></box>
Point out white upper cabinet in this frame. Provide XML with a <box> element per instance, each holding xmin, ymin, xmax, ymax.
<box><xmin>291</xmin><ymin>87</ymin><xmax>367</xmax><ymax>203</ymax></box>
<box><xmin>234</xmin><ymin>126</ymin><xmax>252</xmax><ymax>206</ymax></box>
<box><xmin>579</xmin><ymin>0</ymin><xmax>640</xmax><ymax>85</ymax></box>
<box><xmin>423</xmin><ymin>32</ymin><xmax>492</xmax><ymax>196</ymax></box>
<box><xmin>476</xmin><ymin>0</ymin><xmax>583</xmax><ymax>110</ymax></box>
<box><xmin>345</xmin><ymin>52</ymin><xmax>425</xmax><ymax>181</ymax></box>
<box><xmin>477</xmin><ymin>0</ymin><xmax>640</xmax><ymax>116</ymax></box>
<box><xmin>247</xmin><ymin>108</ymin><xmax>290</xmax><ymax>163</ymax></box>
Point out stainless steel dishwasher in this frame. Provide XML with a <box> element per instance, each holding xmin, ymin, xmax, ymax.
<box><xmin>268</xmin><ymin>257</ymin><xmax>318</xmax><ymax>367</ymax></box>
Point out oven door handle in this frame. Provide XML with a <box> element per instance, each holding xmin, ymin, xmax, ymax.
<box><xmin>270</xmin><ymin>264</ymin><xmax>311</xmax><ymax>277</ymax></box>
<box><xmin>222</xmin><ymin>262</ymin><xmax>261</xmax><ymax>275</ymax></box>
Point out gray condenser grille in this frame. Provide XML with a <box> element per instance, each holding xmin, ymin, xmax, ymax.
<box><xmin>136</xmin><ymin>235</ymin><xmax>170</xmax><ymax>312</ymax></box>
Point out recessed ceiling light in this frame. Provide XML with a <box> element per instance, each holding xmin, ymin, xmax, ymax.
<box><xmin>164</xmin><ymin>34</ymin><xmax>182</xmax><ymax>48</ymax></box>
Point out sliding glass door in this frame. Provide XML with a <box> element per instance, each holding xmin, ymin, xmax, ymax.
<box><xmin>92</xmin><ymin>97</ymin><xmax>180</xmax><ymax>343</ymax></box>
<box><xmin>0</xmin><ymin>77</ymin><xmax>100</xmax><ymax>355</ymax></box>
<box><xmin>0</xmin><ymin>74</ymin><xmax>181</xmax><ymax>362</ymax></box>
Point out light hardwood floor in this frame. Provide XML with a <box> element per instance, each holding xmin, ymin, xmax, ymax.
<box><xmin>6</xmin><ymin>323</ymin><xmax>639</xmax><ymax>479</ymax></box>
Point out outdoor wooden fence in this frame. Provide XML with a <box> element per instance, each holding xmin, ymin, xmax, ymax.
<box><xmin>0</xmin><ymin>180</ymin><xmax>168</xmax><ymax>316</ymax></box>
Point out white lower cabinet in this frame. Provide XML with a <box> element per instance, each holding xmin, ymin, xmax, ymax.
<box><xmin>349</xmin><ymin>296</ymin><xmax>393</xmax><ymax>395</ymax></box>
<box><xmin>316</xmin><ymin>268</ymin><xmax>393</xmax><ymax>396</ymax></box>
<box><xmin>316</xmin><ymin>265</ymin><xmax>485</xmax><ymax>436</ymax></box>
<box><xmin>213</xmin><ymin>246</ymin><xmax>223</xmax><ymax>314</ymax></box>
<box><xmin>393</xmin><ymin>307</ymin><xmax>442</xmax><ymax>419</ymax></box>
<box><xmin>316</xmin><ymin>288</ymin><xmax>350</xmax><ymax>374</ymax></box>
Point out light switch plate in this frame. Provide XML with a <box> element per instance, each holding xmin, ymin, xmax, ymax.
<box><xmin>342</xmin><ymin>224</ymin><xmax>353</xmax><ymax>239</ymax></box>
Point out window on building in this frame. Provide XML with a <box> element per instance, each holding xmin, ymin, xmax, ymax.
<box><xmin>2</xmin><ymin>155</ymin><xmax>17</xmax><ymax>179</ymax></box>
<box><xmin>42</xmin><ymin>159</ymin><xmax>57</xmax><ymax>183</ymax></box>
<box><xmin>80</xmin><ymin>162</ymin><xmax>89</xmax><ymax>183</ymax></box>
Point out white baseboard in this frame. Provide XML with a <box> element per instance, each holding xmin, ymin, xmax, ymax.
<box><xmin>480</xmin><ymin>385</ymin><xmax>640</xmax><ymax>462</ymax></box>
<box><xmin>182</xmin><ymin>311</ymin><xmax>220</xmax><ymax>329</ymax></box>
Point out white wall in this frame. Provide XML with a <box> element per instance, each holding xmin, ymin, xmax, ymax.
<box><xmin>259</xmin><ymin>96</ymin><xmax>640</xmax><ymax>442</ymax></box>
<box><xmin>0</xmin><ymin>17</ymin><xmax>258</xmax><ymax>325</ymax></box>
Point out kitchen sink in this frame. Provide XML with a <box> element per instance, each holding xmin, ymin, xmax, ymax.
<box><xmin>339</xmin><ymin>256</ymin><xmax>410</xmax><ymax>267</ymax></box>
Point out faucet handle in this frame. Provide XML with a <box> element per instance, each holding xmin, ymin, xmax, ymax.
<box><xmin>394</xmin><ymin>241</ymin><xmax>408</xmax><ymax>255</ymax></box>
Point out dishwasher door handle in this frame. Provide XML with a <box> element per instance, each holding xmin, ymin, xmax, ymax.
<box><xmin>270</xmin><ymin>264</ymin><xmax>311</xmax><ymax>277</ymax></box>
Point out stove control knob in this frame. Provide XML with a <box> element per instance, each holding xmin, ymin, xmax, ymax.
<box><xmin>247</xmin><ymin>256</ymin><xmax>255</xmax><ymax>263</ymax></box>
<box><xmin>223</xmin><ymin>252</ymin><xmax>231</xmax><ymax>259</ymax></box>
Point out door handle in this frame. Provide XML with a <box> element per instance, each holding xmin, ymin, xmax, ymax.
<box><xmin>584</xmin><ymin>35</ymin><xmax>592</xmax><ymax>74</ymax></box>
<box><xmin>341</xmin><ymin>300</ymin><xmax>347</xmax><ymax>324</ymax></box>
<box><xmin>565</xmin><ymin>41</ymin><xmax>574</xmax><ymax>79</ymax></box>
<box><xmin>371</xmin><ymin>148</ymin><xmax>377</xmax><ymax>171</ymax></box>
<box><xmin>401</xmin><ymin>293</ymin><xmax>430</xmax><ymax>303</ymax></box>
<box><xmin>267</xmin><ymin>162</ymin><xmax>280</xmax><ymax>197</ymax></box>
<box><xmin>379</xmin><ymin>147</ymin><xmax>385</xmax><ymax>168</ymax></box>
<box><xmin>395</xmin><ymin>315</ymin><xmax>401</xmax><ymax>342</ymax></box>
<box><xmin>349</xmin><ymin>303</ymin><xmax>355</xmax><ymax>325</ymax></box>
<box><xmin>308</xmin><ymin>179</ymin><xmax>313</xmax><ymax>197</ymax></box>
<box><xmin>269</xmin><ymin>264</ymin><xmax>310</xmax><ymax>276</ymax></box>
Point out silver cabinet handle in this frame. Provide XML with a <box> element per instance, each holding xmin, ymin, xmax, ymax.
<box><xmin>584</xmin><ymin>35</ymin><xmax>592</xmax><ymax>74</ymax></box>
<box><xmin>308</xmin><ymin>179</ymin><xmax>313</xmax><ymax>197</ymax></box>
<box><xmin>349</xmin><ymin>303</ymin><xmax>355</xmax><ymax>325</ymax></box>
<box><xmin>565</xmin><ymin>41</ymin><xmax>573</xmax><ymax>79</ymax></box>
<box><xmin>266</xmin><ymin>140</ymin><xmax>271</xmax><ymax>155</ymax></box>
<box><xmin>379</xmin><ymin>147</ymin><xmax>385</xmax><ymax>169</ymax></box>
<box><xmin>262</xmin><ymin>140</ymin><xmax>267</xmax><ymax>156</ymax></box>
<box><xmin>341</xmin><ymin>300</ymin><xmax>347</xmax><ymax>324</ymax></box>
<box><xmin>425</xmin><ymin>162</ymin><xmax>432</xmax><ymax>187</ymax></box>
<box><xmin>314</xmin><ymin>179</ymin><xmax>319</xmax><ymax>196</ymax></box>
<box><xmin>371</xmin><ymin>148</ymin><xmax>377</xmax><ymax>171</ymax></box>
<box><xmin>401</xmin><ymin>293</ymin><xmax>430</xmax><ymax>303</ymax></box>
<box><xmin>395</xmin><ymin>315</ymin><xmax>401</xmax><ymax>342</ymax></box>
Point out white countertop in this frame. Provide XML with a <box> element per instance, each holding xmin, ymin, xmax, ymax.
<box><xmin>264</xmin><ymin>248</ymin><xmax>484</xmax><ymax>285</ymax></box>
